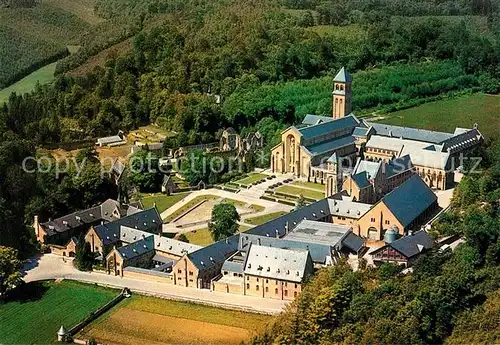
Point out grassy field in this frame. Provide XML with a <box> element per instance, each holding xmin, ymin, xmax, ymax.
<box><xmin>142</xmin><ymin>192</ymin><xmax>191</xmax><ymax>213</ymax></box>
<box><xmin>292</xmin><ymin>180</ymin><xmax>325</xmax><ymax>191</ymax></box>
<box><xmin>276</xmin><ymin>185</ymin><xmax>325</xmax><ymax>200</ymax></box>
<box><xmin>378</xmin><ymin>93</ymin><xmax>500</xmax><ymax>140</ymax></box>
<box><xmin>235</xmin><ymin>173</ymin><xmax>268</xmax><ymax>186</ymax></box>
<box><xmin>245</xmin><ymin>211</ymin><xmax>288</xmax><ymax>226</ymax></box>
<box><xmin>0</xmin><ymin>281</ymin><xmax>118</xmax><ymax>345</ymax></box>
<box><xmin>79</xmin><ymin>294</ymin><xmax>272</xmax><ymax>345</ymax></box>
<box><xmin>0</xmin><ymin>62</ymin><xmax>57</xmax><ymax>104</ymax></box>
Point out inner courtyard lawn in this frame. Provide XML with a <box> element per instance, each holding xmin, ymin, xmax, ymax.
<box><xmin>378</xmin><ymin>93</ymin><xmax>499</xmax><ymax>140</ymax></box>
<box><xmin>0</xmin><ymin>281</ymin><xmax>118</xmax><ymax>345</ymax></box>
<box><xmin>245</xmin><ymin>211</ymin><xmax>288</xmax><ymax>225</ymax></box>
<box><xmin>79</xmin><ymin>294</ymin><xmax>272</xmax><ymax>345</ymax></box>
<box><xmin>291</xmin><ymin>180</ymin><xmax>326</xmax><ymax>191</ymax></box>
<box><xmin>164</xmin><ymin>195</ymin><xmax>219</xmax><ymax>222</ymax></box>
<box><xmin>276</xmin><ymin>185</ymin><xmax>325</xmax><ymax>200</ymax></box>
<box><xmin>184</xmin><ymin>224</ymin><xmax>252</xmax><ymax>246</ymax></box>
<box><xmin>142</xmin><ymin>192</ymin><xmax>191</xmax><ymax>213</ymax></box>
<box><xmin>234</xmin><ymin>173</ymin><xmax>268</xmax><ymax>186</ymax></box>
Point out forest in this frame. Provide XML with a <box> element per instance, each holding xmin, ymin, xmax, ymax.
<box><xmin>251</xmin><ymin>142</ymin><xmax>500</xmax><ymax>344</ymax></box>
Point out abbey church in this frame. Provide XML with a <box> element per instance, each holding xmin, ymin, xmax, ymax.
<box><xmin>270</xmin><ymin>67</ymin><xmax>484</xmax><ymax>198</ymax></box>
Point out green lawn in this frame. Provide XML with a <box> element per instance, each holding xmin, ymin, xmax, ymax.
<box><xmin>0</xmin><ymin>281</ymin><xmax>118</xmax><ymax>345</ymax></box>
<box><xmin>245</xmin><ymin>211</ymin><xmax>288</xmax><ymax>226</ymax></box>
<box><xmin>291</xmin><ymin>181</ymin><xmax>325</xmax><ymax>192</ymax></box>
<box><xmin>378</xmin><ymin>93</ymin><xmax>500</xmax><ymax>140</ymax></box>
<box><xmin>0</xmin><ymin>62</ymin><xmax>57</xmax><ymax>104</ymax></box>
<box><xmin>164</xmin><ymin>195</ymin><xmax>219</xmax><ymax>222</ymax></box>
<box><xmin>142</xmin><ymin>192</ymin><xmax>191</xmax><ymax>213</ymax></box>
<box><xmin>235</xmin><ymin>173</ymin><xmax>268</xmax><ymax>186</ymax></box>
<box><xmin>276</xmin><ymin>185</ymin><xmax>325</xmax><ymax>200</ymax></box>
<box><xmin>184</xmin><ymin>224</ymin><xmax>252</xmax><ymax>246</ymax></box>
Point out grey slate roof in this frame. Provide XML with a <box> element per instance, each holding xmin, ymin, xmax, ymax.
<box><xmin>342</xmin><ymin>233</ymin><xmax>365</xmax><ymax>253</ymax></box>
<box><xmin>305</xmin><ymin>135</ymin><xmax>356</xmax><ymax>157</ymax></box>
<box><xmin>247</xmin><ymin>194</ymin><xmax>371</xmax><ymax>239</ymax></box>
<box><xmin>244</xmin><ymin>245</ymin><xmax>312</xmax><ymax>283</ymax></box>
<box><xmin>367</xmin><ymin>122</ymin><xmax>454</xmax><ymax>144</ymax></box>
<box><xmin>384</xmin><ymin>155</ymin><xmax>413</xmax><ymax>177</ymax></box>
<box><xmin>333</xmin><ymin>67</ymin><xmax>352</xmax><ymax>83</ymax></box>
<box><xmin>351</xmin><ymin>172</ymin><xmax>371</xmax><ymax>189</ymax></box>
<box><xmin>118</xmin><ymin>235</ymin><xmax>154</xmax><ymax>261</ymax></box>
<box><xmin>94</xmin><ymin>208</ymin><xmax>161</xmax><ymax>245</ymax></box>
<box><xmin>381</xmin><ymin>230</ymin><xmax>434</xmax><ymax>258</ymax></box>
<box><xmin>382</xmin><ymin>175</ymin><xmax>437</xmax><ymax>228</ymax></box>
<box><xmin>285</xmin><ymin>220</ymin><xmax>352</xmax><ymax>247</ymax></box>
<box><xmin>41</xmin><ymin>199</ymin><xmax>121</xmax><ymax>236</ymax></box>
<box><xmin>298</xmin><ymin>114</ymin><xmax>359</xmax><ymax>140</ymax></box>
<box><xmin>187</xmin><ymin>234</ymin><xmax>240</xmax><ymax>270</ymax></box>
<box><xmin>353</xmin><ymin>126</ymin><xmax>370</xmax><ymax>137</ymax></box>
<box><xmin>240</xmin><ymin>233</ymin><xmax>332</xmax><ymax>264</ymax></box>
<box><xmin>302</xmin><ymin>114</ymin><xmax>334</xmax><ymax>126</ymax></box>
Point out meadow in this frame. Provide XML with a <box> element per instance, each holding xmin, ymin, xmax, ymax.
<box><xmin>79</xmin><ymin>294</ymin><xmax>272</xmax><ymax>345</ymax></box>
<box><xmin>0</xmin><ymin>62</ymin><xmax>57</xmax><ymax>104</ymax></box>
<box><xmin>377</xmin><ymin>93</ymin><xmax>500</xmax><ymax>140</ymax></box>
<box><xmin>0</xmin><ymin>280</ymin><xmax>118</xmax><ymax>344</ymax></box>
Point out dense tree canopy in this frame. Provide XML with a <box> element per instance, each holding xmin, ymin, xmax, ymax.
<box><xmin>208</xmin><ymin>203</ymin><xmax>240</xmax><ymax>242</ymax></box>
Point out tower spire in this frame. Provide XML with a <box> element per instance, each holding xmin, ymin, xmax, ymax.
<box><xmin>332</xmin><ymin>67</ymin><xmax>353</xmax><ymax>119</ymax></box>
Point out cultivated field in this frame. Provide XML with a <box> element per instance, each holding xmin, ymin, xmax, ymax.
<box><xmin>79</xmin><ymin>294</ymin><xmax>272</xmax><ymax>345</ymax></box>
<box><xmin>0</xmin><ymin>281</ymin><xmax>117</xmax><ymax>345</ymax></box>
<box><xmin>377</xmin><ymin>93</ymin><xmax>500</xmax><ymax>140</ymax></box>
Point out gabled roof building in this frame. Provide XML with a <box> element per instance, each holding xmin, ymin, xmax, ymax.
<box><xmin>270</xmin><ymin>67</ymin><xmax>484</xmax><ymax>192</ymax></box>
<box><xmin>371</xmin><ymin>230</ymin><xmax>434</xmax><ymax>266</ymax></box>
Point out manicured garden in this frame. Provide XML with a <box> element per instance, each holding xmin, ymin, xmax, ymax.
<box><xmin>245</xmin><ymin>211</ymin><xmax>288</xmax><ymax>226</ymax></box>
<box><xmin>79</xmin><ymin>293</ymin><xmax>272</xmax><ymax>345</ymax></box>
<box><xmin>291</xmin><ymin>180</ymin><xmax>325</xmax><ymax>192</ymax></box>
<box><xmin>142</xmin><ymin>192</ymin><xmax>191</xmax><ymax>213</ymax></box>
<box><xmin>0</xmin><ymin>281</ymin><xmax>118</xmax><ymax>345</ymax></box>
<box><xmin>234</xmin><ymin>173</ymin><xmax>268</xmax><ymax>186</ymax></box>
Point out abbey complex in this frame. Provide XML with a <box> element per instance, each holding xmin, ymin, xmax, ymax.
<box><xmin>270</xmin><ymin>68</ymin><xmax>484</xmax><ymax>199</ymax></box>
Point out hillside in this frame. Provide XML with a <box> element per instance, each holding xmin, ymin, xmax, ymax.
<box><xmin>0</xmin><ymin>0</ymin><xmax>95</xmax><ymax>88</ymax></box>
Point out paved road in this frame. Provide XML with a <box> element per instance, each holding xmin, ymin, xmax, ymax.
<box><xmin>23</xmin><ymin>254</ymin><xmax>287</xmax><ymax>315</ymax></box>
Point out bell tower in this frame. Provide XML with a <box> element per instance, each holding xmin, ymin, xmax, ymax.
<box><xmin>332</xmin><ymin>67</ymin><xmax>353</xmax><ymax>119</ymax></box>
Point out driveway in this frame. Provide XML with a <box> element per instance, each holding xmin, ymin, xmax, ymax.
<box><xmin>23</xmin><ymin>254</ymin><xmax>287</xmax><ymax>315</ymax></box>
